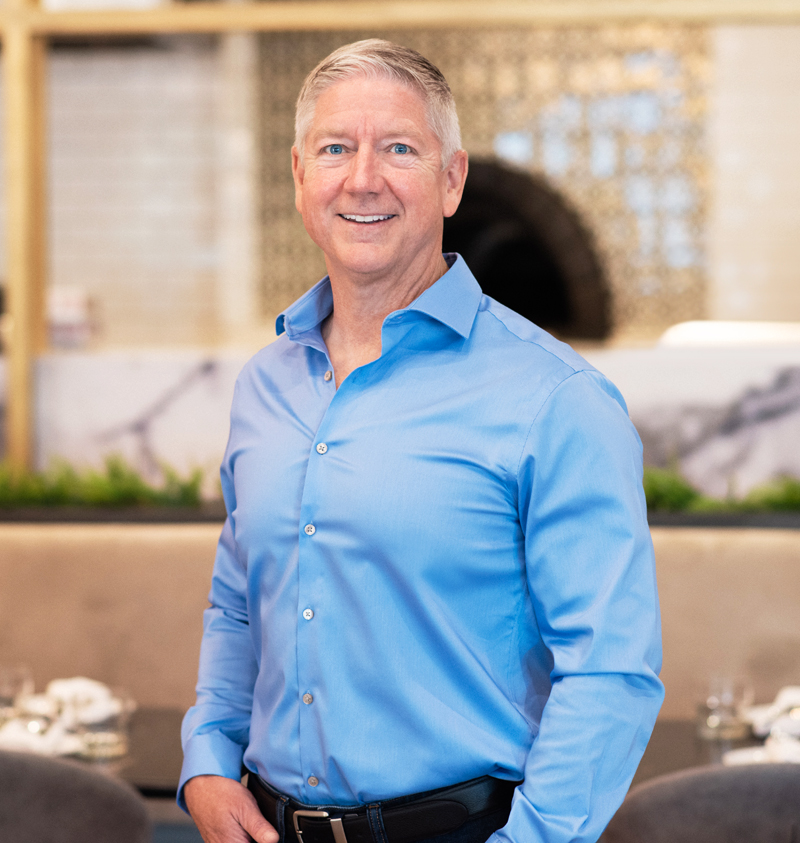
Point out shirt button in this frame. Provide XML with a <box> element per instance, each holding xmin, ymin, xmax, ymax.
<box><xmin>316</xmin><ymin>443</ymin><xmax>328</xmax><ymax>455</ymax></box>
<box><xmin>304</xmin><ymin>524</ymin><xmax>316</xmax><ymax>536</ymax></box>
<box><xmin>302</xmin><ymin>693</ymin><xmax>313</xmax><ymax>705</ymax></box>
<box><xmin>308</xmin><ymin>776</ymin><xmax>319</xmax><ymax>787</ymax></box>
<box><xmin>302</xmin><ymin>608</ymin><xmax>314</xmax><ymax>620</ymax></box>
<box><xmin>324</xmin><ymin>371</ymin><xmax>333</xmax><ymax>382</ymax></box>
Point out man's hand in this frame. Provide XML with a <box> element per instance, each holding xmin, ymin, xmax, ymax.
<box><xmin>184</xmin><ymin>774</ymin><xmax>279</xmax><ymax>843</ymax></box>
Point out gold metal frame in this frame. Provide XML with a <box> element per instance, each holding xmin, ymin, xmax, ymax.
<box><xmin>4</xmin><ymin>0</ymin><xmax>800</xmax><ymax>468</ymax></box>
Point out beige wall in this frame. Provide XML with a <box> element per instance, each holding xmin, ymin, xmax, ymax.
<box><xmin>1</xmin><ymin>524</ymin><xmax>799</xmax><ymax>718</ymax></box>
<box><xmin>708</xmin><ymin>25</ymin><xmax>800</xmax><ymax>321</ymax></box>
<box><xmin>654</xmin><ymin>527</ymin><xmax>800</xmax><ymax>718</ymax></box>
<box><xmin>0</xmin><ymin>524</ymin><xmax>217</xmax><ymax>709</ymax></box>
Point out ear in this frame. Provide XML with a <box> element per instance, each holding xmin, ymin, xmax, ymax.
<box><xmin>291</xmin><ymin>146</ymin><xmax>305</xmax><ymax>215</ymax></box>
<box><xmin>442</xmin><ymin>150</ymin><xmax>469</xmax><ymax>219</ymax></box>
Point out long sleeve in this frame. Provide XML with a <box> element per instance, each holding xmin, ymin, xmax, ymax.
<box><xmin>178</xmin><ymin>450</ymin><xmax>259</xmax><ymax>811</ymax></box>
<box><xmin>491</xmin><ymin>369</ymin><xmax>664</xmax><ymax>843</ymax></box>
<box><xmin>176</xmin><ymin>260</ymin><xmax>663</xmax><ymax>821</ymax></box>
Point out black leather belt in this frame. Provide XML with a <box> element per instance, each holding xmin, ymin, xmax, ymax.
<box><xmin>246</xmin><ymin>772</ymin><xmax>520</xmax><ymax>843</ymax></box>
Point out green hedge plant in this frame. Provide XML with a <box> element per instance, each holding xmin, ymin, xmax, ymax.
<box><xmin>0</xmin><ymin>456</ymin><xmax>203</xmax><ymax>507</ymax></box>
<box><xmin>643</xmin><ymin>466</ymin><xmax>800</xmax><ymax>513</ymax></box>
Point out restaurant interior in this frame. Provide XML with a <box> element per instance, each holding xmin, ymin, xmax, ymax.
<box><xmin>1</xmin><ymin>1</ymin><xmax>800</xmax><ymax>841</ymax></box>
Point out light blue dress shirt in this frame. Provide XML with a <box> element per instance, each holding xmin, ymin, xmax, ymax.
<box><xmin>180</xmin><ymin>255</ymin><xmax>663</xmax><ymax>843</ymax></box>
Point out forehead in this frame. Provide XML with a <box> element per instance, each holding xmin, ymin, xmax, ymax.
<box><xmin>309</xmin><ymin>75</ymin><xmax>432</xmax><ymax>137</ymax></box>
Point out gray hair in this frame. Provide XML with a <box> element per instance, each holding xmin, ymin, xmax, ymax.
<box><xmin>294</xmin><ymin>39</ymin><xmax>462</xmax><ymax>169</ymax></box>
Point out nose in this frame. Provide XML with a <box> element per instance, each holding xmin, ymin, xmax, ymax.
<box><xmin>345</xmin><ymin>145</ymin><xmax>383</xmax><ymax>194</ymax></box>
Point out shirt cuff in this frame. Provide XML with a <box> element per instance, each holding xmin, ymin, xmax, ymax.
<box><xmin>178</xmin><ymin>730</ymin><xmax>247</xmax><ymax>813</ymax></box>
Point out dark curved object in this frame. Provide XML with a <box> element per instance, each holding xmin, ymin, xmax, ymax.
<box><xmin>443</xmin><ymin>160</ymin><xmax>611</xmax><ymax>340</ymax></box>
<box><xmin>601</xmin><ymin>763</ymin><xmax>800</xmax><ymax>843</ymax></box>
<box><xmin>0</xmin><ymin>750</ymin><xmax>152</xmax><ymax>843</ymax></box>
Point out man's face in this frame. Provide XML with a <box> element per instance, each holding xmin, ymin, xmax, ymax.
<box><xmin>292</xmin><ymin>75</ymin><xmax>467</xmax><ymax>285</ymax></box>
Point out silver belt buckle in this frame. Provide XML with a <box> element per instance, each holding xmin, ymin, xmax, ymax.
<box><xmin>293</xmin><ymin>809</ymin><xmax>348</xmax><ymax>843</ymax></box>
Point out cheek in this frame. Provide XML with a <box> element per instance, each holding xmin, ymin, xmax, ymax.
<box><xmin>299</xmin><ymin>184</ymin><xmax>333</xmax><ymax>223</ymax></box>
<box><xmin>394</xmin><ymin>176</ymin><xmax>438</xmax><ymax>210</ymax></box>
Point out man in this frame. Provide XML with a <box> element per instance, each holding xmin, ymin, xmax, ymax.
<box><xmin>181</xmin><ymin>39</ymin><xmax>663</xmax><ymax>843</ymax></box>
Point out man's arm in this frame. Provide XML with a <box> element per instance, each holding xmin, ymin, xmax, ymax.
<box><xmin>491</xmin><ymin>369</ymin><xmax>664</xmax><ymax>843</ymax></box>
<box><xmin>179</xmin><ymin>445</ymin><xmax>274</xmax><ymax>841</ymax></box>
<box><xmin>179</xmin><ymin>515</ymin><xmax>256</xmax><ymax>798</ymax></box>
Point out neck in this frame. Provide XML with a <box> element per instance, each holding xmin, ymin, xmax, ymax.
<box><xmin>321</xmin><ymin>253</ymin><xmax>449</xmax><ymax>387</ymax></box>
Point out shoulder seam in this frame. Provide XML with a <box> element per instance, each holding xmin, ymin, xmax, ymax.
<box><xmin>482</xmin><ymin>305</ymin><xmax>587</xmax><ymax>376</ymax></box>
<box><xmin>514</xmin><ymin>369</ymin><xmax>590</xmax><ymax>477</ymax></box>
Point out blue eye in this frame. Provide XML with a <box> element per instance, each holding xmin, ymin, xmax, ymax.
<box><xmin>392</xmin><ymin>144</ymin><xmax>410</xmax><ymax>154</ymax></box>
<box><xmin>325</xmin><ymin>144</ymin><xmax>344</xmax><ymax>155</ymax></box>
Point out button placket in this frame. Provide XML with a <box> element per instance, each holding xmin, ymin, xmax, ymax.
<box><xmin>296</xmin><ymin>372</ymin><xmax>347</xmax><ymax>802</ymax></box>
<box><xmin>299</xmin><ymin>429</ymin><xmax>323</xmax><ymax>787</ymax></box>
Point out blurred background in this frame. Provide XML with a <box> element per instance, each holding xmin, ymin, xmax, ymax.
<box><xmin>0</xmin><ymin>12</ymin><xmax>799</xmax><ymax>497</ymax></box>
<box><xmin>1</xmin><ymin>4</ymin><xmax>800</xmax><ymax>841</ymax></box>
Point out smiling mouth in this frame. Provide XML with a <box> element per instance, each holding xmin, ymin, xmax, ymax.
<box><xmin>339</xmin><ymin>214</ymin><xmax>395</xmax><ymax>223</ymax></box>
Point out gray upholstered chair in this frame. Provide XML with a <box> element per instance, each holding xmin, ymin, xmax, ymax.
<box><xmin>601</xmin><ymin>763</ymin><xmax>800</xmax><ymax>843</ymax></box>
<box><xmin>0</xmin><ymin>749</ymin><xmax>151</xmax><ymax>843</ymax></box>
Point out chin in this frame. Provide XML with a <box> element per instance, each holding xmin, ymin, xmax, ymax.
<box><xmin>333</xmin><ymin>249</ymin><xmax>396</xmax><ymax>279</ymax></box>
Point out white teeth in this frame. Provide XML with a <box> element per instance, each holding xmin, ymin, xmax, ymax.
<box><xmin>341</xmin><ymin>214</ymin><xmax>393</xmax><ymax>223</ymax></box>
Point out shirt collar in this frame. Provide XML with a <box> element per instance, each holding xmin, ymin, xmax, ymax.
<box><xmin>275</xmin><ymin>275</ymin><xmax>334</xmax><ymax>340</ymax></box>
<box><xmin>276</xmin><ymin>253</ymin><xmax>482</xmax><ymax>341</ymax></box>
<box><xmin>405</xmin><ymin>254</ymin><xmax>482</xmax><ymax>339</ymax></box>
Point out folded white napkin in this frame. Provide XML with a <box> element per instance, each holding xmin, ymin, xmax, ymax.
<box><xmin>0</xmin><ymin>677</ymin><xmax>133</xmax><ymax>756</ymax></box>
